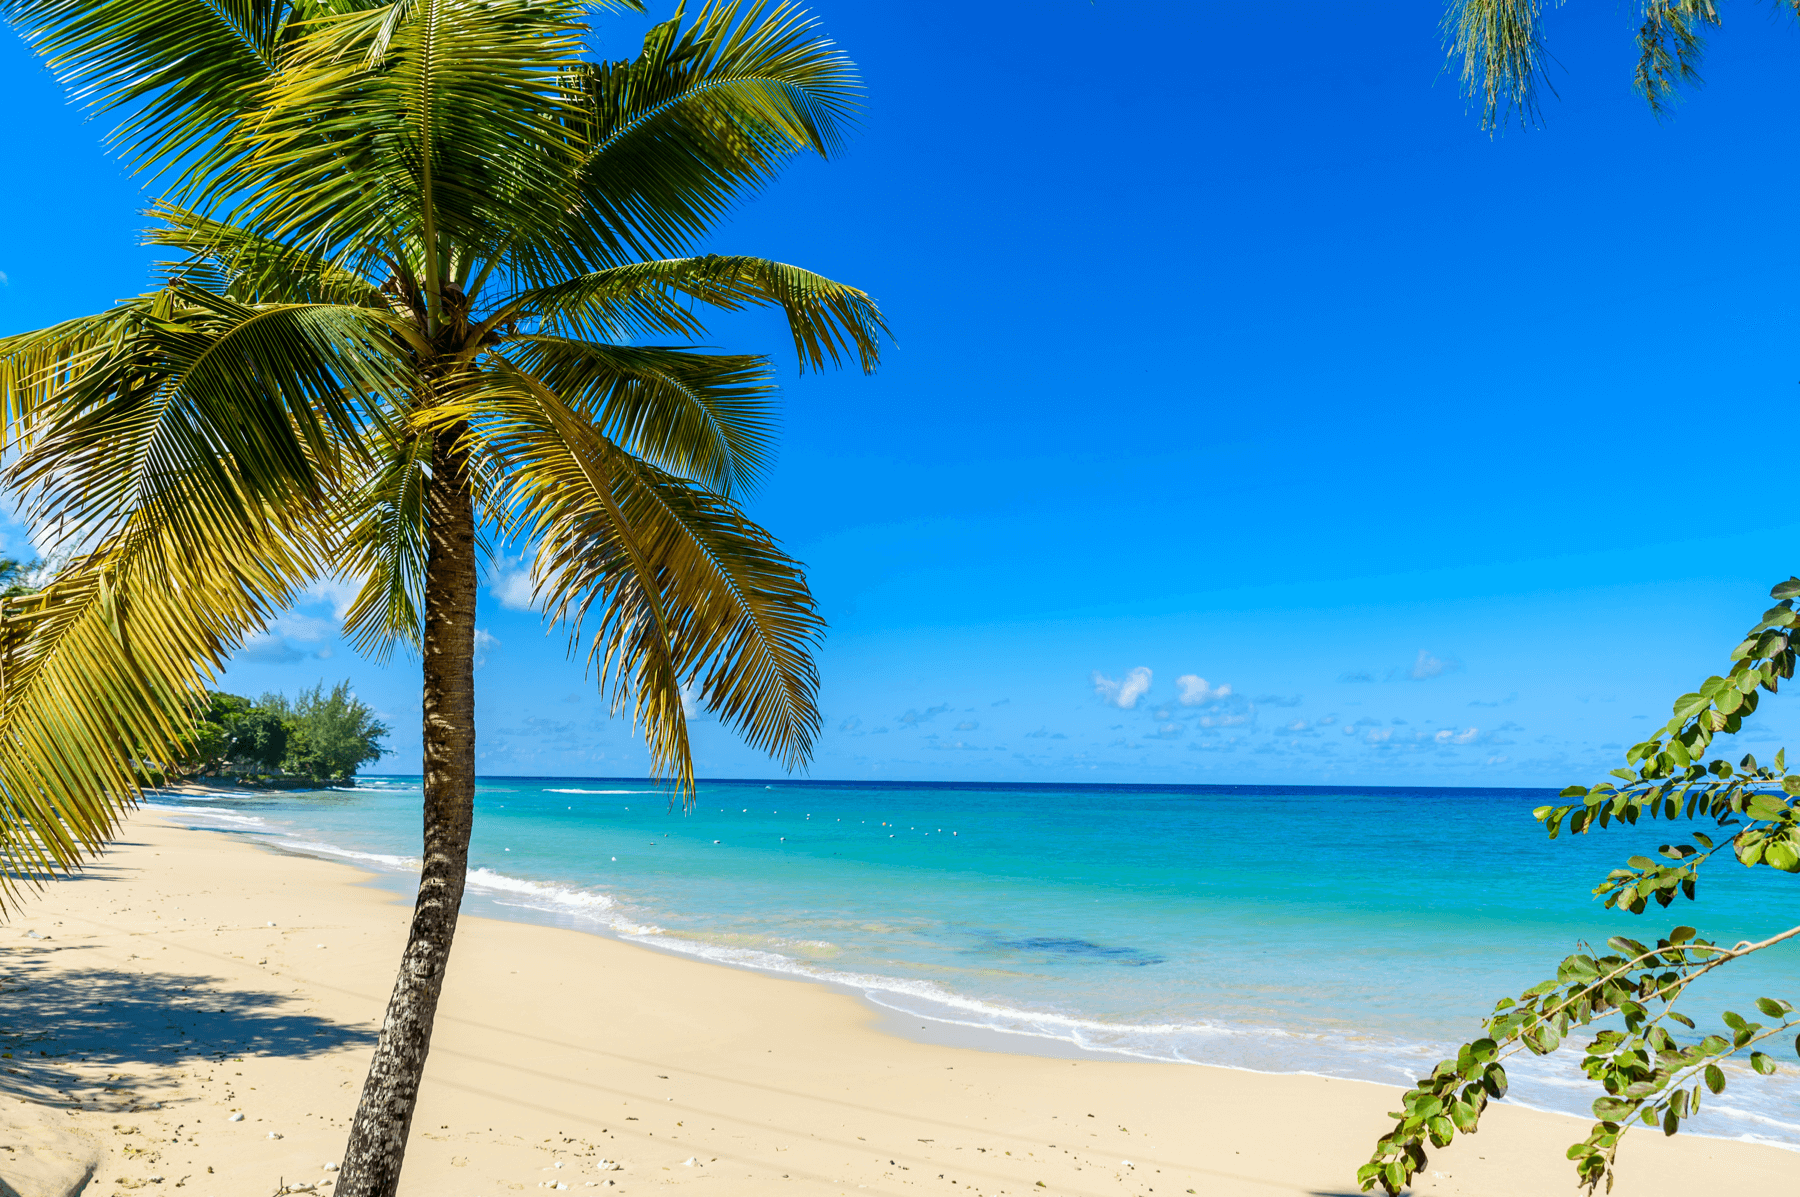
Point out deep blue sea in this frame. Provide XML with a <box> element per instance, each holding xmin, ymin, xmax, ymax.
<box><xmin>145</xmin><ymin>777</ymin><xmax>1800</xmax><ymax>1148</ymax></box>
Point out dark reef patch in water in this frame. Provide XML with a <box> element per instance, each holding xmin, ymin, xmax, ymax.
<box><xmin>993</xmin><ymin>935</ymin><xmax>1165</xmax><ymax>966</ymax></box>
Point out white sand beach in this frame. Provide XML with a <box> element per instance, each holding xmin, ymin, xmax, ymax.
<box><xmin>1</xmin><ymin>811</ymin><xmax>1791</xmax><ymax>1197</ymax></box>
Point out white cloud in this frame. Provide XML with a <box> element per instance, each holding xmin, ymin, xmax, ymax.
<box><xmin>303</xmin><ymin>577</ymin><xmax>365</xmax><ymax>619</ymax></box>
<box><xmin>1407</xmin><ymin>650</ymin><xmax>1462</xmax><ymax>681</ymax></box>
<box><xmin>235</xmin><ymin>633</ymin><xmax>305</xmax><ymax>665</ymax></box>
<box><xmin>897</xmin><ymin>703</ymin><xmax>951</xmax><ymax>727</ymax></box>
<box><xmin>473</xmin><ymin>628</ymin><xmax>499</xmax><ymax>669</ymax></box>
<box><xmin>840</xmin><ymin>717</ymin><xmax>862</xmax><ymax>733</ymax></box>
<box><xmin>488</xmin><ymin>554</ymin><xmax>541</xmax><ymax>611</ymax></box>
<box><xmin>955</xmin><ymin>720</ymin><xmax>979</xmax><ymax>731</ymax></box>
<box><xmin>1435</xmin><ymin>726</ymin><xmax>1479</xmax><ymax>745</ymax></box>
<box><xmin>1175</xmin><ymin>675</ymin><xmax>1231</xmax><ymax>705</ymax></box>
<box><xmin>1093</xmin><ymin>666</ymin><xmax>1152</xmax><ymax>709</ymax></box>
<box><xmin>274</xmin><ymin>612</ymin><xmax>334</xmax><ymax>643</ymax></box>
<box><xmin>1364</xmin><ymin>727</ymin><xmax>1393</xmax><ymax>744</ymax></box>
<box><xmin>0</xmin><ymin>271</ymin><xmax>9</xmax><ymax>287</ymax></box>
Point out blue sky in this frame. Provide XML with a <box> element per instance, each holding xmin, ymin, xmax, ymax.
<box><xmin>5</xmin><ymin>1</ymin><xmax>1800</xmax><ymax>786</ymax></box>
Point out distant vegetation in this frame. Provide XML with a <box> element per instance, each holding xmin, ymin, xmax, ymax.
<box><xmin>184</xmin><ymin>681</ymin><xmax>388</xmax><ymax>786</ymax></box>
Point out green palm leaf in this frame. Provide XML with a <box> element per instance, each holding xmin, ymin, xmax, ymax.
<box><xmin>558</xmin><ymin>0</ymin><xmax>859</xmax><ymax>267</ymax></box>
<box><xmin>4</xmin><ymin>0</ymin><xmax>287</xmax><ymax>180</ymax></box>
<box><xmin>476</xmin><ymin>360</ymin><xmax>823</xmax><ymax>782</ymax></box>
<box><xmin>504</xmin><ymin>337</ymin><xmax>777</xmax><ymax>495</ymax></box>
<box><xmin>507</xmin><ymin>255</ymin><xmax>886</xmax><ymax>373</ymax></box>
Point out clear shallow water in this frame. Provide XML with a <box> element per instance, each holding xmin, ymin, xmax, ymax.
<box><xmin>145</xmin><ymin>777</ymin><xmax>1800</xmax><ymax>1147</ymax></box>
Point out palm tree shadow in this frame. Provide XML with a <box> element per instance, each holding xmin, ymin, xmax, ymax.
<box><xmin>0</xmin><ymin>943</ymin><xmax>371</xmax><ymax>1109</ymax></box>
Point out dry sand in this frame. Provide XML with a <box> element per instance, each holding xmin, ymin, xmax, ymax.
<box><xmin>0</xmin><ymin>810</ymin><xmax>1791</xmax><ymax>1197</ymax></box>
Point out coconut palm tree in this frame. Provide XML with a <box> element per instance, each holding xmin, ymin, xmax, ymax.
<box><xmin>1446</xmin><ymin>0</ymin><xmax>1746</xmax><ymax>128</ymax></box>
<box><xmin>0</xmin><ymin>1</ymin><xmax>884</xmax><ymax>1193</ymax></box>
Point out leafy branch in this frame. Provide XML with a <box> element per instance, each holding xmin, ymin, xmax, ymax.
<box><xmin>1359</xmin><ymin>577</ymin><xmax>1800</xmax><ymax>1193</ymax></box>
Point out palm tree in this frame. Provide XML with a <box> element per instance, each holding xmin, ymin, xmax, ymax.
<box><xmin>1446</xmin><ymin>0</ymin><xmax>1740</xmax><ymax>128</ymax></box>
<box><xmin>0</xmin><ymin>2</ymin><xmax>884</xmax><ymax>1193</ymax></box>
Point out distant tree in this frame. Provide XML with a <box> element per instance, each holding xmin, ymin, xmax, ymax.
<box><xmin>267</xmin><ymin>681</ymin><xmax>389</xmax><ymax>783</ymax></box>
<box><xmin>0</xmin><ymin>558</ymin><xmax>39</xmax><ymax>598</ymax></box>
<box><xmin>184</xmin><ymin>691</ymin><xmax>287</xmax><ymax>776</ymax></box>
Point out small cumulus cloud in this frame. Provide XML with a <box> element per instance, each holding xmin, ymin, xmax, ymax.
<box><xmin>1255</xmin><ymin>693</ymin><xmax>1302</xmax><ymax>707</ymax></box>
<box><xmin>1317</xmin><ymin>715</ymin><xmax>1337</xmax><ymax>726</ymax></box>
<box><xmin>1434</xmin><ymin>726</ymin><xmax>1479</xmax><ymax>745</ymax></box>
<box><xmin>1363</xmin><ymin>727</ymin><xmax>1394</xmax><ymax>744</ymax></box>
<box><xmin>0</xmin><ymin>271</ymin><xmax>9</xmax><ymax>286</ymax></box>
<box><xmin>1338</xmin><ymin>670</ymin><xmax>1375</xmax><ymax>684</ymax></box>
<box><xmin>235</xmin><ymin>633</ymin><xmax>306</xmax><ymax>665</ymax></box>
<box><xmin>897</xmin><ymin>703</ymin><xmax>952</xmax><ymax>727</ymax></box>
<box><xmin>1175</xmin><ymin>675</ymin><xmax>1231</xmax><ymax>706</ymax></box>
<box><xmin>955</xmin><ymin>720</ymin><xmax>979</xmax><ymax>731</ymax></box>
<box><xmin>1469</xmin><ymin>692</ymin><xmax>1518</xmax><ymax>708</ymax></box>
<box><xmin>1403</xmin><ymin>650</ymin><xmax>1462</xmax><ymax>681</ymax></box>
<box><xmin>473</xmin><ymin>628</ymin><xmax>499</xmax><ymax>669</ymax></box>
<box><xmin>274</xmin><ymin>612</ymin><xmax>334</xmax><ymax>643</ymax></box>
<box><xmin>1151</xmin><ymin>723</ymin><xmax>1183</xmax><ymax>740</ymax></box>
<box><xmin>840</xmin><ymin>717</ymin><xmax>862</xmax><ymax>733</ymax></box>
<box><xmin>991</xmin><ymin>698</ymin><xmax>1011</xmax><ymax>707</ymax></box>
<box><xmin>487</xmin><ymin>554</ymin><xmax>540</xmax><ymax>611</ymax></box>
<box><xmin>1093</xmin><ymin>666</ymin><xmax>1153</xmax><ymax>709</ymax></box>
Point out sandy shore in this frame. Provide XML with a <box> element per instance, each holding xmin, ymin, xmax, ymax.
<box><xmin>1</xmin><ymin>810</ymin><xmax>1791</xmax><ymax>1197</ymax></box>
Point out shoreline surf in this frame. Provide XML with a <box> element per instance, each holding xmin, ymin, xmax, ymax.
<box><xmin>143</xmin><ymin>777</ymin><xmax>1800</xmax><ymax>1153</ymax></box>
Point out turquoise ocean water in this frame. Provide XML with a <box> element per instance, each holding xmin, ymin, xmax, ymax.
<box><xmin>146</xmin><ymin>778</ymin><xmax>1800</xmax><ymax>1148</ymax></box>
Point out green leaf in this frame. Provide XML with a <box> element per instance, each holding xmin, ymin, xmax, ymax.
<box><xmin>1763</xmin><ymin>841</ymin><xmax>1800</xmax><ymax>872</ymax></box>
<box><xmin>1747</xmin><ymin>793</ymin><xmax>1790</xmax><ymax>821</ymax></box>
<box><xmin>1751</xmin><ymin>1052</ymin><xmax>1776</xmax><ymax>1076</ymax></box>
<box><xmin>1705</xmin><ymin>1064</ymin><xmax>1726</xmax><ymax>1093</ymax></box>
<box><xmin>1671</xmin><ymin>693</ymin><xmax>1710</xmax><ymax>722</ymax></box>
<box><xmin>1755</xmin><ymin>997</ymin><xmax>1793</xmax><ymax>1018</ymax></box>
<box><xmin>1426</xmin><ymin>1114</ymin><xmax>1454</xmax><ymax>1147</ymax></box>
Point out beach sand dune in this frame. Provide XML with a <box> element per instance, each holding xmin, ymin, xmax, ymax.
<box><xmin>0</xmin><ymin>812</ymin><xmax>1789</xmax><ymax>1197</ymax></box>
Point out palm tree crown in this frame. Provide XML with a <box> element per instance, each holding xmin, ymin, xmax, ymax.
<box><xmin>1</xmin><ymin>2</ymin><xmax>884</xmax><ymax>1192</ymax></box>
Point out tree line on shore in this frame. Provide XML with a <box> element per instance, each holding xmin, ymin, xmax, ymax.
<box><xmin>184</xmin><ymin>681</ymin><xmax>388</xmax><ymax>785</ymax></box>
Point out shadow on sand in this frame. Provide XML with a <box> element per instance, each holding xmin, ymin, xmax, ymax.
<box><xmin>0</xmin><ymin>942</ymin><xmax>372</xmax><ymax>1109</ymax></box>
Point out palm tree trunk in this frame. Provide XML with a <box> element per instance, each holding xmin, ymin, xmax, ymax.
<box><xmin>337</xmin><ymin>430</ymin><xmax>478</xmax><ymax>1197</ymax></box>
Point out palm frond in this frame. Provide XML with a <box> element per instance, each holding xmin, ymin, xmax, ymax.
<box><xmin>0</xmin><ymin>508</ymin><xmax>321</xmax><ymax>907</ymax></box>
<box><xmin>1633</xmin><ymin>1</ymin><xmax>1720</xmax><ymax>115</ymax></box>
<box><xmin>473</xmin><ymin>360</ymin><xmax>823</xmax><ymax>787</ymax></box>
<box><xmin>505</xmin><ymin>255</ymin><xmax>885</xmax><ymax>373</ymax></box>
<box><xmin>1443</xmin><ymin>0</ymin><xmax>1553</xmax><ymax>129</ymax></box>
<box><xmin>5</xmin><ymin>284</ymin><xmax>410</xmax><ymax>559</ymax></box>
<box><xmin>504</xmin><ymin>337</ymin><xmax>777</xmax><ymax>494</ymax></box>
<box><xmin>544</xmin><ymin>0</ymin><xmax>860</xmax><ymax>270</ymax></box>
<box><xmin>337</xmin><ymin>428</ymin><xmax>433</xmax><ymax>662</ymax></box>
<box><xmin>566</xmin><ymin>0</ymin><xmax>857</xmax><ymax>261</ymax></box>
<box><xmin>3</xmin><ymin>0</ymin><xmax>288</xmax><ymax>179</ymax></box>
<box><xmin>206</xmin><ymin>0</ymin><xmax>591</xmax><ymax>293</ymax></box>
<box><xmin>147</xmin><ymin>203</ymin><xmax>390</xmax><ymax>310</ymax></box>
